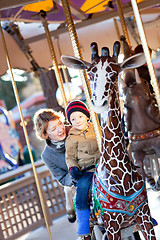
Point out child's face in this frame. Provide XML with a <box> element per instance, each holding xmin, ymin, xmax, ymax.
<box><xmin>46</xmin><ymin>118</ymin><xmax>66</xmax><ymax>141</ymax></box>
<box><xmin>70</xmin><ymin>111</ymin><xmax>88</xmax><ymax>131</ymax></box>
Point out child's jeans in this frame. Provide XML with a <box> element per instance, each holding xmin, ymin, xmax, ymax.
<box><xmin>76</xmin><ymin>171</ymin><xmax>93</xmax><ymax>210</ymax></box>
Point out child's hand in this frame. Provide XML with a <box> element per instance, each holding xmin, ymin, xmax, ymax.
<box><xmin>70</xmin><ymin>167</ymin><xmax>82</xmax><ymax>181</ymax></box>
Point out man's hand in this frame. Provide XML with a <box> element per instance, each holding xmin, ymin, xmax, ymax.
<box><xmin>70</xmin><ymin>167</ymin><xmax>82</xmax><ymax>181</ymax></box>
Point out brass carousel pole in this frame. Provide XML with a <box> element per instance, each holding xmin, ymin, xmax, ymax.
<box><xmin>39</xmin><ymin>11</ymin><xmax>68</xmax><ymax>109</ymax></box>
<box><xmin>115</xmin><ymin>0</ymin><xmax>131</xmax><ymax>48</ymax></box>
<box><xmin>130</xmin><ymin>0</ymin><xmax>160</xmax><ymax>111</ymax></box>
<box><xmin>61</xmin><ymin>0</ymin><xmax>101</xmax><ymax>151</ymax></box>
<box><xmin>0</xmin><ymin>23</ymin><xmax>53</xmax><ymax>240</ymax></box>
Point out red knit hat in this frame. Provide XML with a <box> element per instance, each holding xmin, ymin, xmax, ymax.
<box><xmin>66</xmin><ymin>100</ymin><xmax>90</xmax><ymax>124</ymax></box>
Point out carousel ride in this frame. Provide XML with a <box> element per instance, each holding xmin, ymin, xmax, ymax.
<box><xmin>0</xmin><ymin>0</ymin><xmax>160</xmax><ymax>240</ymax></box>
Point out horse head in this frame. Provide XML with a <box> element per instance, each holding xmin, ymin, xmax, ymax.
<box><xmin>119</xmin><ymin>36</ymin><xmax>160</xmax><ymax>133</ymax></box>
<box><xmin>119</xmin><ymin>68</ymin><xmax>151</xmax><ymax>102</ymax></box>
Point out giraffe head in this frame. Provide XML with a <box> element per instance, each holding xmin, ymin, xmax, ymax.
<box><xmin>61</xmin><ymin>41</ymin><xmax>146</xmax><ymax>113</ymax></box>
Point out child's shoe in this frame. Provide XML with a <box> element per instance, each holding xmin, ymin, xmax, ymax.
<box><xmin>76</xmin><ymin>209</ymin><xmax>90</xmax><ymax>236</ymax></box>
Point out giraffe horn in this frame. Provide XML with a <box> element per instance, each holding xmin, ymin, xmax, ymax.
<box><xmin>135</xmin><ymin>69</ymin><xmax>141</xmax><ymax>84</ymax></box>
<box><xmin>91</xmin><ymin>42</ymin><xmax>99</xmax><ymax>60</ymax></box>
<box><xmin>102</xmin><ymin>47</ymin><xmax>109</xmax><ymax>57</ymax></box>
<box><xmin>118</xmin><ymin>72</ymin><xmax>126</xmax><ymax>88</ymax></box>
<box><xmin>113</xmin><ymin>41</ymin><xmax>120</xmax><ymax>58</ymax></box>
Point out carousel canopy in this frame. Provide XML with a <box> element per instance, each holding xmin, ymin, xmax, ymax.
<box><xmin>0</xmin><ymin>0</ymin><xmax>159</xmax><ymax>75</ymax></box>
<box><xmin>0</xmin><ymin>0</ymin><xmax>159</xmax><ymax>23</ymax></box>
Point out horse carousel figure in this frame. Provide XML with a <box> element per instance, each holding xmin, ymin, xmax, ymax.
<box><xmin>61</xmin><ymin>40</ymin><xmax>157</xmax><ymax>240</ymax></box>
<box><xmin>119</xmin><ymin>35</ymin><xmax>160</xmax><ymax>191</ymax></box>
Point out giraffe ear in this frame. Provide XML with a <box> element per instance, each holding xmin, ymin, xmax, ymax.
<box><xmin>61</xmin><ymin>55</ymin><xmax>91</xmax><ymax>70</ymax></box>
<box><xmin>120</xmin><ymin>53</ymin><xmax>146</xmax><ymax>70</ymax></box>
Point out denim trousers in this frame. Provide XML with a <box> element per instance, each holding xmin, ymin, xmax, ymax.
<box><xmin>76</xmin><ymin>171</ymin><xmax>93</xmax><ymax>210</ymax></box>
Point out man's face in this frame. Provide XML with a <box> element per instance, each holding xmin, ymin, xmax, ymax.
<box><xmin>46</xmin><ymin>119</ymin><xmax>66</xmax><ymax>141</ymax></box>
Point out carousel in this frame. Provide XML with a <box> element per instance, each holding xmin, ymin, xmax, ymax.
<box><xmin>0</xmin><ymin>0</ymin><xmax>160</xmax><ymax>240</ymax></box>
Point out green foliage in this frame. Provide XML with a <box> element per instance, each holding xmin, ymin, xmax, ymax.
<box><xmin>0</xmin><ymin>79</ymin><xmax>27</xmax><ymax>110</ymax></box>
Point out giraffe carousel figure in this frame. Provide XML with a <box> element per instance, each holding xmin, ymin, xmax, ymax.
<box><xmin>61</xmin><ymin>40</ymin><xmax>157</xmax><ymax>240</ymax></box>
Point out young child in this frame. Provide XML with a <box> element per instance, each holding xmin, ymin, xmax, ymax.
<box><xmin>65</xmin><ymin>100</ymin><xmax>100</xmax><ymax>238</ymax></box>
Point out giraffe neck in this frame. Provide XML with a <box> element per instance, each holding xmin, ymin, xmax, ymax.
<box><xmin>101</xmin><ymin>84</ymin><xmax>125</xmax><ymax>160</ymax></box>
<box><xmin>97</xmin><ymin>84</ymin><xmax>143</xmax><ymax>195</ymax></box>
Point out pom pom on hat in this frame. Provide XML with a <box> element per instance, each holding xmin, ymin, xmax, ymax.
<box><xmin>66</xmin><ymin>100</ymin><xmax>90</xmax><ymax>124</ymax></box>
